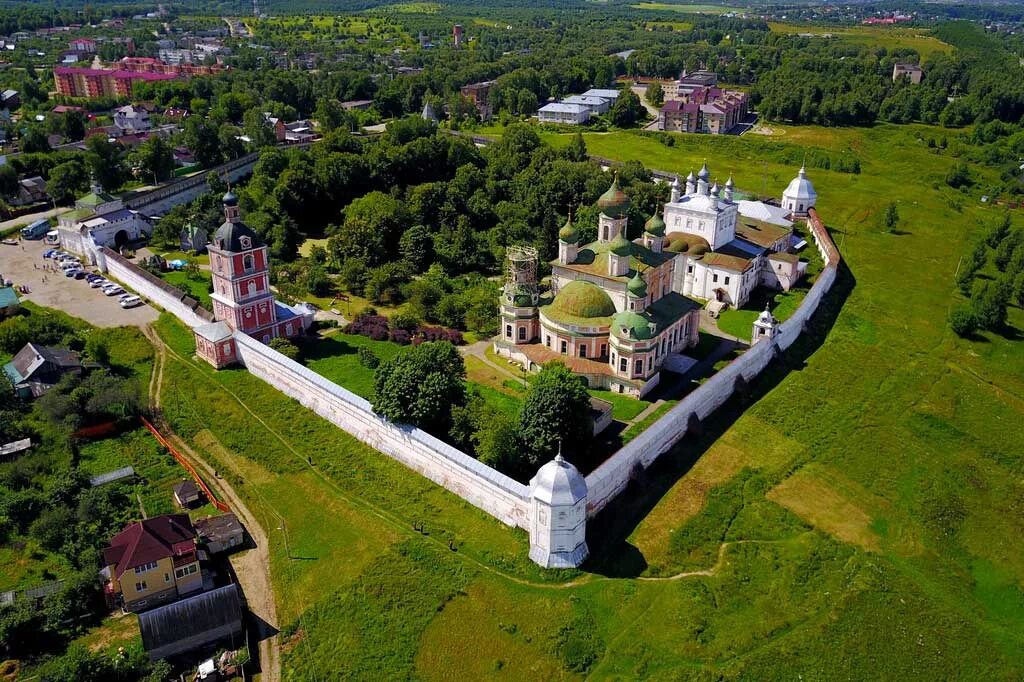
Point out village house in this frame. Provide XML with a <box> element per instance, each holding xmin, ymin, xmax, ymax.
<box><xmin>114</xmin><ymin>104</ymin><xmax>153</xmax><ymax>134</ymax></box>
<box><xmin>101</xmin><ymin>514</ymin><xmax>205</xmax><ymax>612</ymax></box>
<box><xmin>3</xmin><ymin>343</ymin><xmax>83</xmax><ymax>398</ymax></box>
<box><xmin>892</xmin><ymin>63</ymin><xmax>923</xmax><ymax>84</ymax></box>
<box><xmin>173</xmin><ymin>479</ymin><xmax>202</xmax><ymax>508</ymax></box>
<box><xmin>195</xmin><ymin>513</ymin><xmax>245</xmax><ymax>554</ymax></box>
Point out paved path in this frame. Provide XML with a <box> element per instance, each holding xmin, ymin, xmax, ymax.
<box><xmin>0</xmin><ymin>206</ymin><xmax>68</xmax><ymax>231</ymax></box>
<box><xmin>460</xmin><ymin>339</ymin><xmax>528</xmax><ymax>385</ymax></box>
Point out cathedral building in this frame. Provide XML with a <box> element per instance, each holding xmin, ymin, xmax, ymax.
<box><xmin>194</xmin><ymin>192</ymin><xmax>312</xmax><ymax>368</ymax></box>
<box><xmin>494</xmin><ymin>165</ymin><xmax>815</xmax><ymax>397</ymax></box>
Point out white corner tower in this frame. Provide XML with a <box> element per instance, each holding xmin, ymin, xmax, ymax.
<box><xmin>782</xmin><ymin>165</ymin><xmax>817</xmax><ymax>217</ymax></box>
<box><xmin>528</xmin><ymin>452</ymin><xmax>589</xmax><ymax>569</ymax></box>
<box><xmin>751</xmin><ymin>303</ymin><xmax>779</xmax><ymax>346</ymax></box>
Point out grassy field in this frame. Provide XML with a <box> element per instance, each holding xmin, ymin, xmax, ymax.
<box><xmin>768</xmin><ymin>22</ymin><xmax>954</xmax><ymax>60</ymax></box>
<box><xmin>149</xmin><ymin>115</ymin><xmax>1024</xmax><ymax>678</ymax></box>
<box><xmin>631</xmin><ymin>3</ymin><xmax>734</xmax><ymax>14</ymax></box>
<box><xmin>158</xmin><ymin>269</ymin><xmax>213</xmax><ymax>309</ymax></box>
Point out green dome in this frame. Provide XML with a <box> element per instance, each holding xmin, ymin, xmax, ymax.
<box><xmin>547</xmin><ymin>280</ymin><xmax>616</xmax><ymax>321</ymax></box>
<box><xmin>597</xmin><ymin>174</ymin><xmax>631</xmax><ymax>218</ymax></box>
<box><xmin>627</xmin><ymin>271</ymin><xmax>647</xmax><ymax>298</ymax></box>
<box><xmin>609</xmin><ymin>232</ymin><xmax>632</xmax><ymax>256</ymax></box>
<box><xmin>558</xmin><ymin>214</ymin><xmax>579</xmax><ymax>244</ymax></box>
<box><xmin>612</xmin><ymin>311</ymin><xmax>655</xmax><ymax>341</ymax></box>
<box><xmin>644</xmin><ymin>213</ymin><xmax>665</xmax><ymax>237</ymax></box>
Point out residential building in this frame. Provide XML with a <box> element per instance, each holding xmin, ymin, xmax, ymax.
<box><xmin>69</xmin><ymin>38</ymin><xmax>97</xmax><ymax>53</ymax></box>
<box><xmin>0</xmin><ymin>287</ymin><xmax>21</xmax><ymax>318</ymax></box>
<box><xmin>13</xmin><ymin>176</ymin><xmax>46</xmax><ymax>206</ymax></box>
<box><xmin>3</xmin><ymin>343</ymin><xmax>82</xmax><ymax>398</ymax></box>
<box><xmin>659</xmin><ymin>85</ymin><xmax>748</xmax><ymax>134</ymax></box>
<box><xmin>101</xmin><ymin>514</ymin><xmax>205</xmax><ymax>612</ymax></box>
<box><xmin>561</xmin><ymin>95</ymin><xmax>613</xmax><ymax>115</ymax></box>
<box><xmin>892</xmin><ymin>63</ymin><xmax>923</xmax><ymax>84</ymax></box>
<box><xmin>460</xmin><ymin>80</ymin><xmax>495</xmax><ymax>119</ymax></box>
<box><xmin>114</xmin><ymin>104</ymin><xmax>152</xmax><ymax>134</ymax></box>
<box><xmin>180</xmin><ymin>223</ymin><xmax>207</xmax><ymax>252</ymax></box>
<box><xmin>538</xmin><ymin>102</ymin><xmax>591</xmax><ymax>125</ymax></box>
<box><xmin>195</xmin><ymin>513</ymin><xmax>245</xmax><ymax>554</ymax></box>
<box><xmin>173</xmin><ymin>480</ymin><xmax>202</xmax><ymax>508</ymax></box>
<box><xmin>53</xmin><ymin>58</ymin><xmax>223</xmax><ymax>99</ymax></box>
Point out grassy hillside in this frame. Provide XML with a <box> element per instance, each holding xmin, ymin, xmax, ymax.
<box><xmin>154</xmin><ymin>119</ymin><xmax>1024</xmax><ymax>678</ymax></box>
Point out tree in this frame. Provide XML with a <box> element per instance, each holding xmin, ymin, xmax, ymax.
<box><xmin>47</xmin><ymin>159</ymin><xmax>89</xmax><ymax>205</ymax></box>
<box><xmin>945</xmin><ymin>162</ymin><xmax>972</xmax><ymax>189</ymax></box>
<box><xmin>883</xmin><ymin>202</ymin><xmax>899</xmax><ymax>232</ymax></box>
<box><xmin>182</xmin><ymin>117</ymin><xmax>222</xmax><ymax>168</ymax></box>
<box><xmin>314</xmin><ymin>97</ymin><xmax>350</xmax><ymax>133</ymax></box>
<box><xmin>371</xmin><ymin>341</ymin><xmax>466</xmax><ymax>432</ymax></box>
<box><xmin>85</xmin><ymin>135</ymin><xmax>126</xmax><ymax>192</ymax></box>
<box><xmin>518</xmin><ymin>362</ymin><xmax>592</xmax><ymax>465</ymax></box>
<box><xmin>132</xmin><ymin>135</ymin><xmax>175</xmax><ymax>183</ymax></box>
<box><xmin>243</xmin><ymin>107</ymin><xmax>277</xmax><ymax>148</ymax></box>
<box><xmin>971</xmin><ymin>280</ymin><xmax>1008</xmax><ymax>330</ymax></box>
<box><xmin>475</xmin><ymin>412</ymin><xmax>520</xmax><ymax>470</ymax></box>
<box><xmin>948</xmin><ymin>305</ymin><xmax>977</xmax><ymax>337</ymax></box>
<box><xmin>565</xmin><ymin>132</ymin><xmax>588</xmax><ymax>163</ymax></box>
<box><xmin>646</xmin><ymin>82</ymin><xmax>665</xmax><ymax>107</ymax></box>
<box><xmin>0</xmin><ymin>164</ymin><xmax>18</xmax><ymax>200</ymax></box>
<box><xmin>20</xmin><ymin>126</ymin><xmax>50</xmax><ymax>153</ymax></box>
<box><xmin>399</xmin><ymin>224</ymin><xmax>432</xmax><ymax>272</ymax></box>
<box><xmin>268</xmin><ymin>337</ymin><xmax>300</xmax><ymax>361</ymax></box>
<box><xmin>985</xmin><ymin>213</ymin><xmax>1012</xmax><ymax>248</ymax></box>
<box><xmin>609</xmin><ymin>90</ymin><xmax>645</xmax><ymax>128</ymax></box>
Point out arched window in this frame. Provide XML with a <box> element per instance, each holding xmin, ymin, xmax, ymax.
<box><xmin>243</xmin><ymin>254</ymin><xmax>254</xmax><ymax>272</ymax></box>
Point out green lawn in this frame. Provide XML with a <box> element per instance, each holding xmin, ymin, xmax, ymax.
<box><xmin>716</xmin><ymin>287</ymin><xmax>807</xmax><ymax>342</ymax></box>
<box><xmin>159</xmin><ymin>269</ymin><xmax>213</xmax><ymax>309</ymax></box>
<box><xmin>149</xmin><ymin>116</ymin><xmax>1024</xmax><ymax>679</ymax></box>
<box><xmin>588</xmin><ymin>389</ymin><xmax>650</xmax><ymax>421</ymax></box>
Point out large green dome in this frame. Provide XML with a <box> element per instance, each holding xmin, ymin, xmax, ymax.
<box><xmin>597</xmin><ymin>174</ymin><xmax>630</xmax><ymax>218</ymax></box>
<box><xmin>644</xmin><ymin>213</ymin><xmax>665</xmax><ymax>237</ymax></box>
<box><xmin>547</xmin><ymin>280</ymin><xmax>616</xmax><ymax>321</ymax></box>
<box><xmin>612</xmin><ymin>310</ymin><xmax>655</xmax><ymax>341</ymax></box>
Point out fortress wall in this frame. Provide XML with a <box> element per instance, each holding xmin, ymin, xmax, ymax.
<box><xmin>233</xmin><ymin>333</ymin><xmax>532</xmax><ymax>530</ymax></box>
<box><xmin>585</xmin><ymin>208</ymin><xmax>842</xmax><ymax>516</ymax></box>
<box><xmin>98</xmin><ymin>247</ymin><xmax>213</xmax><ymax>328</ymax></box>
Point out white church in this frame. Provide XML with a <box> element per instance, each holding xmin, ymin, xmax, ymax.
<box><xmin>56</xmin><ymin>181</ymin><xmax>151</xmax><ymax>258</ymax></box>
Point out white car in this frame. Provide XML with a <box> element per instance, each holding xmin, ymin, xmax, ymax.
<box><xmin>89</xmin><ymin>278</ymin><xmax>108</xmax><ymax>288</ymax></box>
<box><xmin>102</xmin><ymin>284</ymin><xmax>124</xmax><ymax>296</ymax></box>
<box><xmin>119</xmin><ymin>295</ymin><xmax>142</xmax><ymax>309</ymax></box>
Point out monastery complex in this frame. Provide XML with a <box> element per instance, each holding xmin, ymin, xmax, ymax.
<box><xmin>495</xmin><ymin>164</ymin><xmax>818</xmax><ymax>397</ymax></box>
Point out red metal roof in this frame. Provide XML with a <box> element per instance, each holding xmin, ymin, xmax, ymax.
<box><xmin>103</xmin><ymin>514</ymin><xmax>197</xmax><ymax>578</ymax></box>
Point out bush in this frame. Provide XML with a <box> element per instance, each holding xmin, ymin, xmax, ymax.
<box><xmin>357</xmin><ymin>347</ymin><xmax>380</xmax><ymax>369</ymax></box>
<box><xmin>971</xmin><ymin>280</ymin><xmax>1009</xmax><ymax>330</ymax></box>
<box><xmin>948</xmin><ymin>306</ymin><xmax>978</xmax><ymax>337</ymax></box>
<box><xmin>268</xmin><ymin>337</ymin><xmax>301</xmax><ymax>361</ymax></box>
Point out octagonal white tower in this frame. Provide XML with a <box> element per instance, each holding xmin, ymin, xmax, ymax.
<box><xmin>528</xmin><ymin>453</ymin><xmax>589</xmax><ymax>568</ymax></box>
<box><xmin>782</xmin><ymin>165</ymin><xmax>817</xmax><ymax>217</ymax></box>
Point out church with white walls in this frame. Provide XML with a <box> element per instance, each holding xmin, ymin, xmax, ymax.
<box><xmin>495</xmin><ymin>164</ymin><xmax>816</xmax><ymax>396</ymax></box>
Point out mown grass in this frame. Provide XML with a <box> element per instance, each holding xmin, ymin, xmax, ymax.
<box><xmin>767</xmin><ymin>22</ymin><xmax>954</xmax><ymax>60</ymax></box>
<box><xmin>154</xmin><ymin>116</ymin><xmax>1024</xmax><ymax>678</ymax></box>
<box><xmin>158</xmin><ymin>269</ymin><xmax>212</xmax><ymax>309</ymax></box>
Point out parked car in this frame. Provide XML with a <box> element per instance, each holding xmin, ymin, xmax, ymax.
<box><xmin>90</xmin><ymin>278</ymin><xmax>108</xmax><ymax>288</ymax></box>
<box><xmin>73</xmin><ymin>270</ymin><xmax>87</xmax><ymax>280</ymax></box>
<box><xmin>119</xmin><ymin>295</ymin><xmax>141</xmax><ymax>309</ymax></box>
<box><xmin>43</xmin><ymin>249</ymin><xmax>57</xmax><ymax>258</ymax></box>
<box><xmin>103</xmin><ymin>286</ymin><xmax>125</xmax><ymax>296</ymax></box>
<box><xmin>64</xmin><ymin>267</ymin><xmax>80</xmax><ymax>277</ymax></box>
<box><xmin>85</xmin><ymin>274</ymin><xmax>103</xmax><ymax>282</ymax></box>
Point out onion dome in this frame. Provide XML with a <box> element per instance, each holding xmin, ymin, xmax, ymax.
<box><xmin>670</xmin><ymin>176</ymin><xmax>681</xmax><ymax>190</ymax></box>
<box><xmin>644</xmin><ymin>212</ymin><xmax>665</xmax><ymax>237</ymax></box>
<box><xmin>698</xmin><ymin>162</ymin><xmax>710</xmax><ymax>181</ymax></box>
<box><xmin>611</xmin><ymin>310</ymin><xmax>656</xmax><ymax>341</ymax></box>
<box><xmin>665</xmin><ymin>237</ymin><xmax>690</xmax><ymax>253</ymax></box>
<box><xmin>597</xmin><ymin>173</ymin><xmax>631</xmax><ymax>218</ymax></box>
<box><xmin>711</xmin><ymin>182</ymin><xmax>720</xmax><ymax>197</ymax></box>
<box><xmin>546</xmin><ymin>280</ymin><xmax>616</xmax><ymax>321</ymax></box>
<box><xmin>222</xmin><ymin>191</ymin><xmax>238</xmax><ymax>206</ymax></box>
<box><xmin>686</xmin><ymin>170</ymin><xmax>696</xmax><ymax>182</ymax></box>
<box><xmin>626</xmin><ymin>271</ymin><xmax>647</xmax><ymax>298</ymax></box>
<box><xmin>725</xmin><ymin>175</ymin><xmax>734</xmax><ymax>189</ymax></box>
<box><xmin>558</xmin><ymin>213</ymin><xmax>579</xmax><ymax>244</ymax></box>
<box><xmin>609</xmin><ymin>231</ymin><xmax>632</xmax><ymax>256</ymax></box>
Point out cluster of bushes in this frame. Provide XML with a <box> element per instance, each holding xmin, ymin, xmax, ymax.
<box><xmin>344</xmin><ymin>312</ymin><xmax>464</xmax><ymax>346</ymax></box>
<box><xmin>949</xmin><ymin>213</ymin><xmax>1024</xmax><ymax>337</ymax></box>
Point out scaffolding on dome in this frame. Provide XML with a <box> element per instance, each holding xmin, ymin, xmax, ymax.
<box><xmin>504</xmin><ymin>245</ymin><xmax>539</xmax><ymax>306</ymax></box>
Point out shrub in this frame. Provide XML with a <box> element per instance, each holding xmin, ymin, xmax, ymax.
<box><xmin>970</xmin><ymin>280</ymin><xmax>1009</xmax><ymax>330</ymax></box>
<box><xmin>357</xmin><ymin>347</ymin><xmax>380</xmax><ymax>369</ymax></box>
<box><xmin>948</xmin><ymin>306</ymin><xmax>978</xmax><ymax>337</ymax></box>
<box><xmin>268</xmin><ymin>337</ymin><xmax>301</xmax><ymax>361</ymax></box>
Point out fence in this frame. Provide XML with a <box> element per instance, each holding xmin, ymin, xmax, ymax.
<box><xmin>585</xmin><ymin>207</ymin><xmax>842</xmax><ymax>515</ymax></box>
<box><xmin>98</xmin><ymin>247</ymin><xmax>214</xmax><ymax>328</ymax></box>
<box><xmin>141</xmin><ymin>416</ymin><xmax>230</xmax><ymax>513</ymax></box>
<box><xmin>232</xmin><ymin>333</ymin><xmax>532</xmax><ymax>529</ymax></box>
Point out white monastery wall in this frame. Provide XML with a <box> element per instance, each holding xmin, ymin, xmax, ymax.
<box><xmin>97</xmin><ymin>247</ymin><xmax>213</xmax><ymax>328</ymax></box>
<box><xmin>233</xmin><ymin>333</ymin><xmax>532</xmax><ymax>529</ymax></box>
<box><xmin>585</xmin><ymin>208</ymin><xmax>840</xmax><ymax>516</ymax></box>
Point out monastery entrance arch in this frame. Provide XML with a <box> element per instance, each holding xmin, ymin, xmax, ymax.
<box><xmin>113</xmin><ymin>229</ymin><xmax>130</xmax><ymax>249</ymax></box>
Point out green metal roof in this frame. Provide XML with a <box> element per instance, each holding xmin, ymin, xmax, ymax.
<box><xmin>609</xmin><ymin>232</ymin><xmax>631</xmax><ymax>256</ymax></box>
<box><xmin>558</xmin><ymin>215</ymin><xmax>579</xmax><ymax>244</ymax></box>
<box><xmin>0</xmin><ymin>287</ymin><xmax>20</xmax><ymax>308</ymax></box>
<box><xmin>611</xmin><ymin>310</ymin><xmax>655</xmax><ymax>341</ymax></box>
<box><xmin>597</xmin><ymin>174</ymin><xmax>630</xmax><ymax>218</ymax></box>
<box><xmin>644</xmin><ymin>213</ymin><xmax>665</xmax><ymax>237</ymax></box>
<box><xmin>626</xmin><ymin>271</ymin><xmax>647</xmax><ymax>298</ymax></box>
<box><xmin>542</xmin><ymin>280</ymin><xmax>616</xmax><ymax>327</ymax></box>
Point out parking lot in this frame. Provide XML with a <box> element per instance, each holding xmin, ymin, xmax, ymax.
<box><xmin>0</xmin><ymin>239</ymin><xmax>159</xmax><ymax>328</ymax></box>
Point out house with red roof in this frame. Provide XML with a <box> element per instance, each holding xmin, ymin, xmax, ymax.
<box><xmin>101</xmin><ymin>513</ymin><xmax>205</xmax><ymax>612</ymax></box>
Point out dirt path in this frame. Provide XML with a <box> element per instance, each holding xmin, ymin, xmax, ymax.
<box><xmin>143</xmin><ymin>326</ymin><xmax>281</xmax><ymax>682</ymax></box>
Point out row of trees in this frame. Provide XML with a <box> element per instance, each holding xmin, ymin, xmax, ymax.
<box><xmin>949</xmin><ymin>214</ymin><xmax>1024</xmax><ymax>336</ymax></box>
